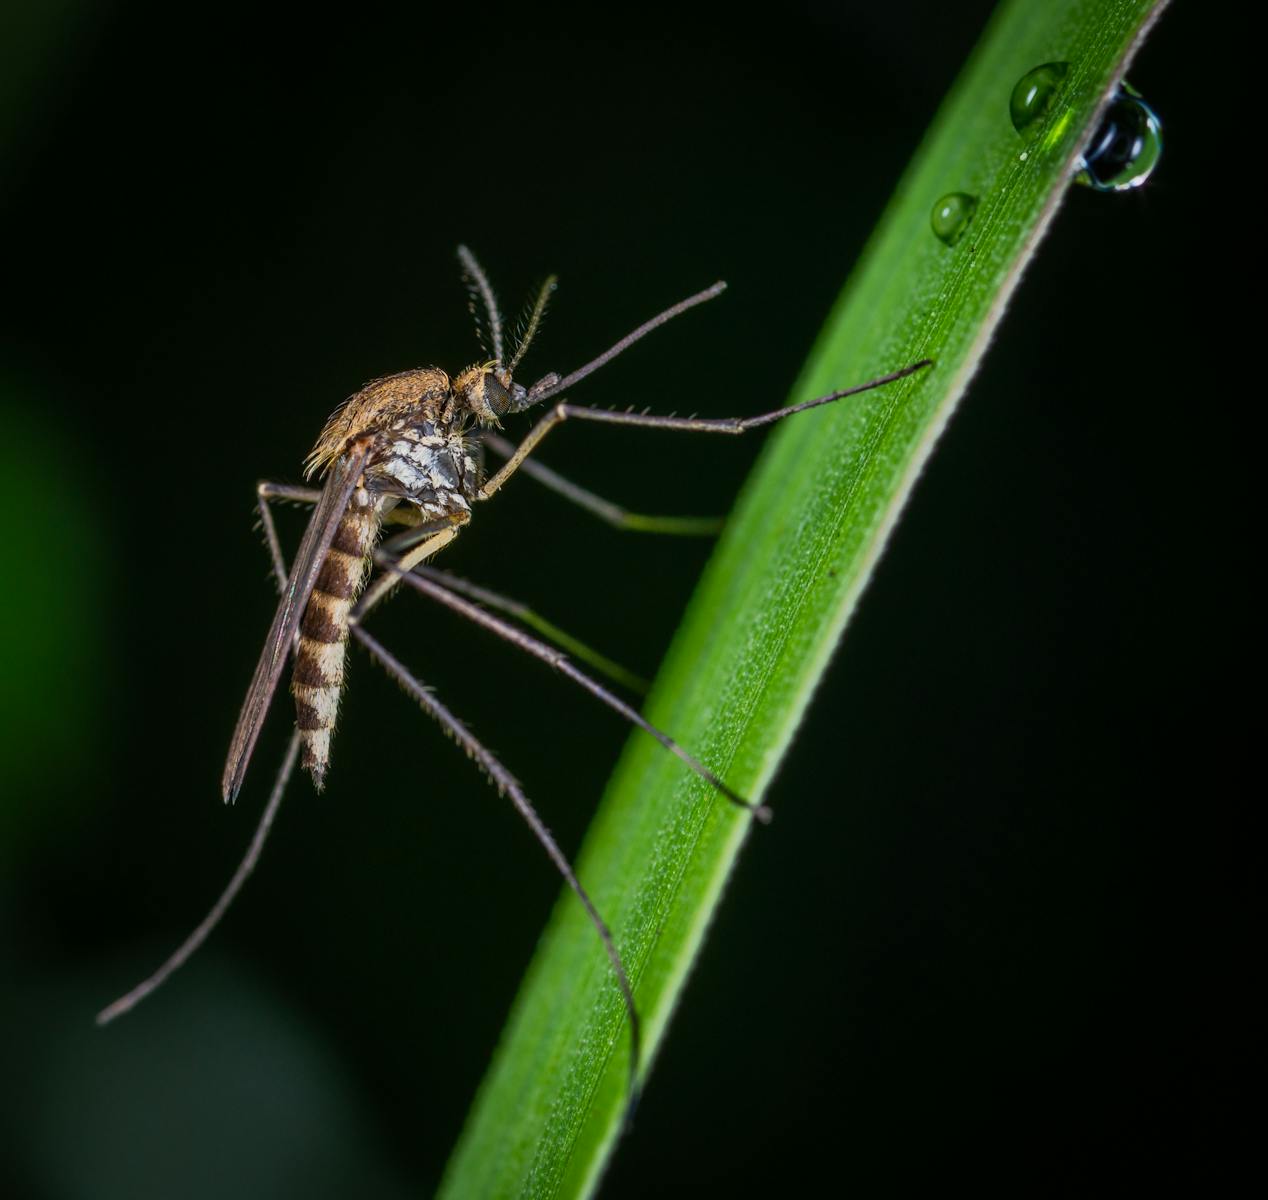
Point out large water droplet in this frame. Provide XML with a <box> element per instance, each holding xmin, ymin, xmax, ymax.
<box><xmin>1010</xmin><ymin>62</ymin><xmax>1070</xmax><ymax>133</ymax></box>
<box><xmin>931</xmin><ymin>193</ymin><xmax>978</xmax><ymax>246</ymax></box>
<box><xmin>1077</xmin><ymin>82</ymin><xmax>1162</xmax><ymax>191</ymax></box>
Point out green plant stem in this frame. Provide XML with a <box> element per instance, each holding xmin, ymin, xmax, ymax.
<box><xmin>439</xmin><ymin>2</ymin><xmax>1169</xmax><ymax>1195</ymax></box>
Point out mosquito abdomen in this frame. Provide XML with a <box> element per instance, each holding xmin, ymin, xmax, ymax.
<box><xmin>291</xmin><ymin>495</ymin><xmax>380</xmax><ymax>789</ymax></box>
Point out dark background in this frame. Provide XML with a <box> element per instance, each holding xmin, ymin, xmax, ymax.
<box><xmin>0</xmin><ymin>2</ymin><xmax>1233</xmax><ymax>1196</ymax></box>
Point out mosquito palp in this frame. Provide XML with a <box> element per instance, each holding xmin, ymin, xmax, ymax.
<box><xmin>527</xmin><ymin>281</ymin><xmax>729</xmax><ymax>405</ymax></box>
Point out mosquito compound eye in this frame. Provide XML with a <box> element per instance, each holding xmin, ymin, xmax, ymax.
<box><xmin>478</xmin><ymin>373</ymin><xmax>511</xmax><ymax>418</ymax></box>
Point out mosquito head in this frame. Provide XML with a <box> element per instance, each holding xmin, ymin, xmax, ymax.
<box><xmin>453</xmin><ymin>362</ymin><xmax>515</xmax><ymax>426</ymax></box>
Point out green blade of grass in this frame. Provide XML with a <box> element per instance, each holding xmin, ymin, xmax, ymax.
<box><xmin>440</xmin><ymin>1</ymin><xmax>1168</xmax><ymax>1195</ymax></box>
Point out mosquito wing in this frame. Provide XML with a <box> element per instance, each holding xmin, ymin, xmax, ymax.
<box><xmin>222</xmin><ymin>439</ymin><xmax>373</xmax><ymax>803</ymax></box>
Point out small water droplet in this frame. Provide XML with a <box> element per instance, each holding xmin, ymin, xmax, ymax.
<box><xmin>1010</xmin><ymin>62</ymin><xmax>1070</xmax><ymax>133</ymax></box>
<box><xmin>1077</xmin><ymin>82</ymin><xmax>1162</xmax><ymax>191</ymax></box>
<box><xmin>930</xmin><ymin>193</ymin><xmax>978</xmax><ymax>246</ymax></box>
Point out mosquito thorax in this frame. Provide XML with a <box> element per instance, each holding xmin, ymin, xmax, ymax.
<box><xmin>305</xmin><ymin>367</ymin><xmax>455</xmax><ymax>479</ymax></box>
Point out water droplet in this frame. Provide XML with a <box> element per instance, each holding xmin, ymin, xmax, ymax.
<box><xmin>930</xmin><ymin>192</ymin><xmax>978</xmax><ymax>246</ymax></box>
<box><xmin>1010</xmin><ymin>62</ymin><xmax>1070</xmax><ymax>133</ymax></box>
<box><xmin>1077</xmin><ymin>82</ymin><xmax>1162</xmax><ymax>191</ymax></box>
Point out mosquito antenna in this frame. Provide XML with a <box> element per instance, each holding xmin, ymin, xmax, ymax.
<box><xmin>522</xmin><ymin>281</ymin><xmax>727</xmax><ymax>408</ymax></box>
<box><xmin>353</xmin><ymin>625</ymin><xmax>643</xmax><ymax>1114</ymax></box>
<box><xmin>457</xmin><ymin>244</ymin><xmax>505</xmax><ymax>364</ymax></box>
<box><xmin>506</xmin><ymin>274</ymin><xmax>558</xmax><ymax>376</ymax></box>
<box><xmin>96</xmin><ymin>731</ymin><xmax>302</xmax><ymax>1025</ymax></box>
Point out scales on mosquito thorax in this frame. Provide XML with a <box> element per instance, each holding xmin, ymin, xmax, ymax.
<box><xmin>97</xmin><ymin>246</ymin><xmax>931</xmax><ymax>1109</ymax></box>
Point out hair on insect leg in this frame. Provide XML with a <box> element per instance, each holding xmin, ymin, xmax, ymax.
<box><xmin>377</xmin><ymin>512</ymin><xmax>472</xmax><ymax>560</ymax></box>
<box><xmin>480</xmin><ymin>432</ymin><xmax>724</xmax><ymax>536</ymax></box>
<box><xmin>97</xmin><ymin>479</ymin><xmax>332</xmax><ymax>1024</ymax></box>
<box><xmin>410</xmin><ymin>564</ymin><xmax>652</xmax><ymax>695</ymax></box>
<box><xmin>356</xmin><ymin>521</ymin><xmax>466</xmax><ymax>618</ymax></box>
<box><xmin>367</xmin><ymin>553</ymin><xmax>774</xmax><ymax>824</ymax></box>
<box><xmin>258</xmin><ymin>481</ymin><xmax>427</xmax><ymax>528</ymax></box>
<box><xmin>258</xmin><ymin>481</ymin><xmax>323</xmax><ymax>507</ymax></box>
<box><xmin>256</xmin><ymin>482</ymin><xmax>304</xmax><ymax>589</ymax></box>
<box><xmin>351</xmin><ymin>624</ymin><xmax>643</xmax><ymax>1118</ymax></box>
<box><xmin>479</xmin><ymin>357</ymin><xmax>933</xmax><ymax>506</ymax></box>
<box><xmin>96</xmin><ymin>731</ymin><xmax>302</xmax><ymax>1025</ymax></box>
<box><xmin>474</xmin><ymin>283</ymin><xmax>731</xmax><ymax>504</ymax></box>
<box><xmin>99</xmin><ymin>249</ymin><xmax>929</xmax><ymax>1124</ymax></box>
<box><xmin>255</xmin><ymin>481</ymin><xmax>421</xmax><ymax>580</ymax></box>
<box><xmin>98</xmin><ymin>488</ymin><xmax>470</xmax><ymax>1025</ymax></box>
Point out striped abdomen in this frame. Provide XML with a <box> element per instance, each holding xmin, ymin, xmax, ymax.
<box><xmin>291</xmin><ymin>496</ymin><xmax>380</xmax><ymax>789</ymax></box>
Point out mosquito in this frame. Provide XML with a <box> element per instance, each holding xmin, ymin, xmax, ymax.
<box><xmin>97</xmin><ymin>247</ymin><xmax>931</xmax><ymax>1108</ymax></box>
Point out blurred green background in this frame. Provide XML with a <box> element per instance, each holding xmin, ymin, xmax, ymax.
<box><xmin>1</xmin><ymin>2</ymin><xmax>1228</xmax><ymax>1195</ymax></box>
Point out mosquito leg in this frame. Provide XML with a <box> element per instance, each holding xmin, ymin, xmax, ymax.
<box><xmin>259</xmin><ymin>478</ymin><xmax>433</xmax><ymax>593</ymax></box>
<box><xmin>480</xmin><ymin>359</ymin><xmax>933</xmax><ymax>503</ymax></box>
<box><xmin>352</xmin><ymin>625</ymin><xmax>642</xmax><ymax>1108</ymax></box>
<box><xmin>94</xmin><ymin>486</ymin><xmax>313</xmax><ymax>1023</ymax></box>
<box><xmin>355</xmin><ymin>515</ymin><xmax>469</xmax><ymax>621</ymax></box>
<box><xmin>478</xmin><ymin>404</ymin><xmax>567</xmax><ymax>502</ymax></box>
<box><xmin>96</xmin><ymin>730</ymin><xmax>302</xmax><ymax>1025</ymax></box>
<box><xmin>378</xmin><ymin>514</ymin><xmax>473</xmax><ymax>559</ymax></box>
<box><xmin>376</xmin><ymin>554</ymin><xmax>772</xmax><ymax>823</ymax></box>
<box><xmin>256</xmin><ymin>475</ymin><xmax>430</xmax><ymax>590</ymax></box>
<box><xmin>258</xmin><ymin>481</ymin><xmax>322</xmax><ymax>506</ymax></box>
<box><xmin>412</xmin><ymin>564</ymin><xmax>650</xmax><ymax>695</ymax></box>
<box><xmin>256</xmin><ymin>483</ymin><xmax>301</xmax><ymax>589</ymax></box>
<box><xmin>481</xmin><ymin>432</ymin><xmax>723</xmax><ymax>536</ymax></box>
<box><xmin>259</xmin><ymin>486</ymin><xmax>469</xmax><ymax>629</ymax></box>
<box><xmin>257</xmin><ymin>482</ymin><xmax>419</xmax><ymax>532</ymax></box>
